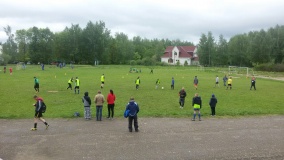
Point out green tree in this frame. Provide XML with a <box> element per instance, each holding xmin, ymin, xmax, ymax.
<box><xmin>2</xmin><ymin>25</ymin><xmax>17</xmax><ymax>63</ymax></box>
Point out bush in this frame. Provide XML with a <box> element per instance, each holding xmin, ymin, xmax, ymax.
<box><xmin>254</xmin><ymin>63</ymin><xmax>284</xmax><ymax>72</ymax></box>
<box><xmin>184</xmin><ymin>60</ymin><xmax>188</xmax><ymax>66</ymax></box>
<box><xmin>129</xmin><ymin>60</ymin><xmax>137</xmax><ymax>66</ymax></box>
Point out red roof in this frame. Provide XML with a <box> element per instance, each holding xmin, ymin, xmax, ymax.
<box><xmin>161</xmin><ymin>46</ymin><xmax>196</xmax><ymax>58</ymax></box>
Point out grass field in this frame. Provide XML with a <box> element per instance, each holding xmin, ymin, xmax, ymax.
<box><xmin>0</xmin><ymin>65</ymin><xmax>284</xmax><ymax>119</ymax></box>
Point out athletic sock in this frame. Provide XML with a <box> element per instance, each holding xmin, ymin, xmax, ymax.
<box><xmin>34</xmin><ymin>123</ymin><xmax>37</xmax><ymax>128</ymax></box>
<box><xmin>193</xmin><ymin>114</ymin><xmax>196</xmax><ymax>119</ymax></box>
<box><xmin>198</xmin><ymin>113</ymin><xmax>201</xmax><ymax>119</ymax></box>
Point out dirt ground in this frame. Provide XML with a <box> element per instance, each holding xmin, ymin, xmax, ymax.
<box><xmin>0</xmin><ymin>116</ymin><xmax>284</xmax><ymax>160</ymax></box>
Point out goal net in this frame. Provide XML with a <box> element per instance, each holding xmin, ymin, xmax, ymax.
<box><xmin>229</xmin><ymin>66</ymin><xmax>253</xmax><ymax>77</ymax></box>
<box><xmin>16</xmin><ymin>62</ymin><xmax>26</xmax><ymax>70</ymax></box>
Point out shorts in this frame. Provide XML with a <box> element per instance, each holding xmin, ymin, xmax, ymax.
<box><xmin>216</xmin><ymin>82</ymin><xmax>219</xmax><ymax>84</ymax></box>
<box><xmin>75</xmin><ymin>86</ymin><xmax>80</xmax><ymax>89</ymax></box>
<box><xmin>101</xmin><ymin>82</ymin><xmax>104</xmax><ymax>84</ymax></box>
<box><xmin>194</xmin><ymin>108</ymin><xmax>200</xmax><ymax>111</ymax></box>
<box><xmin>34</xmin><ymin>83</ymin><xmax>39</xmax><ymax>88</ymax></box>
<box><xmin>35</xmin><ymin>111</ymin><xmax>43</xmax><ymax>118</ymax></box>
<box><xmin>228</xmin><ymin>84</ymin><xmax>232</xmax><ymax>86</ymax></box>
<box><xmin>194</xmin><ymin>84</ymin><xmax>198</xmax><ymax>87</ymax></box>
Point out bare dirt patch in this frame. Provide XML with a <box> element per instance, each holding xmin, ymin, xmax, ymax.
<box><xmin>0</xmin><ymin>116</ymin><xmax>284</xmax><ymax>160</ymax></box>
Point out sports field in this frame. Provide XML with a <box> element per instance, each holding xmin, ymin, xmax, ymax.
<box><xmin>0</xmin><ymin>65</ymin><xmax>284</xmax><ymax>119</ymax></box>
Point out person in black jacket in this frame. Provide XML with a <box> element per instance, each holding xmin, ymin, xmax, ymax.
<box><xmin>126</xmin><ymin>97</ymin><xmax>140</xmax><ymax>132</ymax></box>
<box><xmin>82</xmin><ymin>92</ymin><xmax>92</xmax><ymax>120</ymax></box>
<box><xmin>209</xmin><ymin>94</ymin><xmax>218</xmax><ymax>116</ymax></box>
<box><xmin>31</xmin><ymin>95</ymin><xmax>49</xmax><ymax>131</ymax></box>
<box><xmin>179</xmin><ymin>87</ymin><xmax>187</xmax><ymax>109</ymax></box>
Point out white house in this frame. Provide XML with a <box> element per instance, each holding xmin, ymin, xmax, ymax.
<box><xmin>161</xmin><ymin>46</ymin><xmax>198</xmax><ymax>65</ymax></box>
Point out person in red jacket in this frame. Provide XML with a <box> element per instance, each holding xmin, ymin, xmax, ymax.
<box><xmin>107</xmin><ymin>89</ymin><xmax>116</xmax><ymax>119</ymax></box>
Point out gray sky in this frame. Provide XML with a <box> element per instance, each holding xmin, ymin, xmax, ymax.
<box><xmin>0</xmin><ymin>0</ymin><xmax>284</xmax><ymax>45</ymax></box>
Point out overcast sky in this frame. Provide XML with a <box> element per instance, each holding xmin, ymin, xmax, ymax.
<box><xmin>0</xmin><ymin>0</ymin><xmax>284</xmax><ymax>45</ymax></box>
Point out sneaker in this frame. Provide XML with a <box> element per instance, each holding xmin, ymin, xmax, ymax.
<box><xmin>135</xmin><ymin>129</ymin><xmax>139</xmax><ymax>132</ymax></box>
<box><xmin>129</xmin><ymin>129</ymin><xmax>133</xmax><ymax>132</ymax></box>
<box><xmin>180</xmin><ymin>106</ymin><xmax>182</xmax><ymax>108</ymax></box>
<box><xmin>191</xmin><ymin>119</ymin><xmax>195</xmax><ymax>121</ymax></box>
<box><xmin>199</xmin><ymin>119</ymin><xmax>202</xmax><ymax>121</ymax></box>
<box><xmin>46</xmin><ymin>124</ymin><xmax>49</xmax><ymax>129</ymax></box>
<box><xmin>31</xmin><ymin>128</ymin><xmax>37</xmax><ymax>131</ymax></box>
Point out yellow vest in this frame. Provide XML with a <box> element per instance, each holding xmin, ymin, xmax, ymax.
<box><xmin>228</xmin><ymin>79</ymin><xmax>232</xmax><ymax>84</ymax></box>
<box><xmin>101</xmin><ymin>75</ymin><xmax>105</xmax><ymax>82</ymax></box>
<box><xmin>136</xmin><ymin>79</ymin><xmax>140</xmax><ymax>85</ymax></box>
<box><xmin>76</xmin><ymin>79</ymin><xmax>80</xmax><ymax>86</ymax></box>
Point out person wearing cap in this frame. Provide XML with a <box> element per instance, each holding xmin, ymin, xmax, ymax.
<box><xmin>125</xmin><ymin>97</ymin><xmax>139</xmax><ymax>132</ymax></box>
<box><xmin>209</xmin><ymin>94</ymin><xmax>218</xmax><ymax>116</ymax></box>
<box><xmin>34</xmin><ymin>77</ymin><xmax>39</xmax><ymax>93</ymax></box>
<box><xmin>94</xmin><ymin>90</ymin><xmax>105</xmax><ymax>121</ymax></box>
<box><xmin>192</xmin><ymin>93</ymin><xmax>202</xmax><ymax>121</ymax></box>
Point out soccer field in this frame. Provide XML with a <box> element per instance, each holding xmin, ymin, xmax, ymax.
<box><xmin>1</xmin><ymin>65</ymin><xmax>284</xmax><ymax>118</ymax></box>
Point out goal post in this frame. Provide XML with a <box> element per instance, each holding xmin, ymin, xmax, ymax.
<box><xmin>229</xmin><ymin>66</ymin><xmax>253</xmax><ymax>77</ymax></box>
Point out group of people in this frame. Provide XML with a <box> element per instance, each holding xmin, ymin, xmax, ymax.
<box><xmin>179</xmin><ymin>87</ymin><xmax>218</xmax><ymax>120</ymax></box>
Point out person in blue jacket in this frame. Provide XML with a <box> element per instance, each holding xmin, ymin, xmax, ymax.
<box><xmin>125</xmin><ymin>97</ymin><xmax>140</xmax><ymax>132</ymax></box>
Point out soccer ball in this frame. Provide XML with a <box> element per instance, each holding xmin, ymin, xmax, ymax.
<box><xmin>162</xmin><ymin>87</ymin><xmax>164</xmax><ymax>89</ymax></box>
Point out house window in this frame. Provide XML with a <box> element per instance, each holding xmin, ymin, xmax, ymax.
<box><xmin>168</xmin><ymin>58</ymin><xmax>173</xmax><ymax>63</ymax></box>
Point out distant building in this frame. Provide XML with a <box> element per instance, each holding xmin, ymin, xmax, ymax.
<box><xmin>161</xmin><ymin>46</ymin><xmax>199</xmax><ymax>65</ymax></box>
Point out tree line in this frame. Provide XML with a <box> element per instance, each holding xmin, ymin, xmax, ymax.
<box><xmin>1</xmin><ymin>20</ymin><xmax>283</xmax><ymax>67</ymax></box>
<box><xmin>198</xmin><ymin>25</ymin><xmax>284</xmax><ymax>67</ymax></box>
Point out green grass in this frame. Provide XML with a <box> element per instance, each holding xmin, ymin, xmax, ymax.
<box><xmin>0</xmin><ymin>65</ymin><xmax>284</xmax><ymax>119</ymax></box>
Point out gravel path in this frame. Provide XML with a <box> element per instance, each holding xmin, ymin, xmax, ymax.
<box><xmin>0</xmin><ymin>116</ymin><xmax>284</xmax><ymax>160</ymax></box>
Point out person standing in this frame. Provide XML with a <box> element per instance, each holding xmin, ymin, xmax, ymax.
<box><xmin>74</xmin><ymin>77</ymin><xmax>80</xmax><ymax>94</ymax></box>
<box><xmin>150</xmin><ymin>68</ymin><xmax>153</xmax><ymax>74</ymax></box>
<box><xmin>171</xmin><ymin>77</ymin><xmax>175</xmax><ymax>90</ymax></box>
<box><xmin>125</xmin><ymin>97</ymin><xmax>140</xmax><ymax>132</ymax></box>
<box><xmin>214</xmin><ymin>75</ymin><xmax>219</xmax><ymax>87</ymax></box>
<box><xmin>192</xmin><ymin>93</ymin><xmax>202</xmax><ymax>121</ymax></box>
<box><xmin>82</xmin><ymin>92</ymin><xmax>92</xmax><ymax>120</ymax></box>
<box><xmin>101</xmin><ymin>74</ymin><xmax>105</xmax><ymax>89</ymax></box>
<box><xmin>250</xmin><ymin>76</ymin><xmax>256</xmax><ymax>90</ymax></box>
<box><xmin>193</xmin><ymin>76</ymin><xmax>198</xmax><ymax>90</ymax></box>
<box><xmin>155</xmin><ymin>79</ymin><xmax>160</xmax><ymax>89</ymax></box>
<box><xmin>179</xmin><ymin>87</ymin><xmax>187</xmax><ymax>109</ymax></box>
<box><xmin>31</xmin><ymin>95</ymin><xmax>49</xmax><ymax>131</ymax></box>
<box><xmin>135</xmin><ymin>76</ymin><xmax>141</xmax><ymax>90</ymax></box>
<box><xmin>9</xmin><ymin>67</ymin><xmax>13</xmax><ymax>75</ymax></box>
<box><xmin>4</xmin><ymin>66</ymin><xmax>6</xmax><ymax>73</ymax></box>
<box><xmin>209</xmin><ymin>94</ymin><xmax>218</xmax><ymax>116</ymax></box>
<box><xmin>226</xmin><ymin>77</ymin><xmax>232</xmax><ymax>90</ymax></box>
<box><xmin>67</xmin><ymin>77</ymin><xmax>73</xmax><ymax>90</ymax></box>
<box><xmin>94</xmin><ymin>90</ymin><xmax>105</xmax><ymax>121</ymax></box>
<box><xmin>223</xmin><ymin>75</ymin><xmax>228</xmax><ymax>86</ymax></box>
<box><xmin>34</xmin><ymin>77</ymin><xmax>40</xmax><ymax>93</ymax></box>
<box><xmin>107</xmin><ymin>89</ymin><xmax>116</xmax><ymax>119</ymax></box>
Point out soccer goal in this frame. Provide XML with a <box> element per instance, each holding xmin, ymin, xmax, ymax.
<box><xmin>229</xmin><ymin>66</ymin><xmax>253</xmax><ymax>77</ymax></box>
<box><xmin>16</xmin><ymin>62</ymin><xmax>26</xmax><ymax>70</ymax></box>
<box><xmin>197</xmin><ymin>65</ymin><xmax>204</xmax><ymax>71</ymax></box>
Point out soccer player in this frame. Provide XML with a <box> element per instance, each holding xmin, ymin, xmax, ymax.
<box><xmin>223</xmin><ymin>75</ymin><xmax>228</xmax><ymax>86</ymax></box>
<box><xmin>34</xmin><ymin>77</ymin><xmax>40</xmax><ymax>93</ymax></box>
<box><xmin>179</xmin><ymin>87</ymin><xmax>187</xmax><ymax>109</ymax></box>
<box><xmin>250</xmin><ymin>76</ymin><xmax>256</xmax><ymax>90</ymax></box>
<box><xmin>74</xmin><ymin>77</ymin><xmax>80</xmax><ymax>94</ymax></box>
<box><xmin>31</xmin><ymin>95</ymin><xmax>49</xmax><ymax>131</ymax></box>
<box><xmin>3</xmin><ymin>66</ymin><xmax>6</xmax><ymax>73</ymax></box>
<box><xmin>192</xmin><ymin>93</ymin><xmax>202</xmax><ymax>121</ymax></box>
<box><xmin>101</xmin><ymin>74</ymin><xmax>105</xmax><ymax>89</ymax></box>
<box><xmin>193</xmin><ymin>76</ymin><xmax>198</xmax><ymax>90</ymax></box>
<box><xmin>171</xmin><ymin>77</ymin><xmax>175</xmax><ymax>90</ymax></box>
<box><xmin>67</xmin><ymin>77</ymin><xmax>73</xmax><ymax>90</ymax></box>
<box><xmin>226</xmin><ymin>77</ymin><xmax>232</xmax><ymax>90</ymax></box>
<box><xmin>135</xmin><ymin>77</ymin><xmax>141</xmax><ymax>90</ymax></box>
<box><xmin>155</xmin><ymin>79</ymin><xmax>160</xmax><ymax>89</ymax></box>
<box><xmin>214</xmin><ymin>75</ymin><xmax>219</xmax><ymax>87</ymax></box>
<box><xmin>9</xmin><ymin>67</ymin><xmax>12</xmax><ymax>75</ymax></box>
